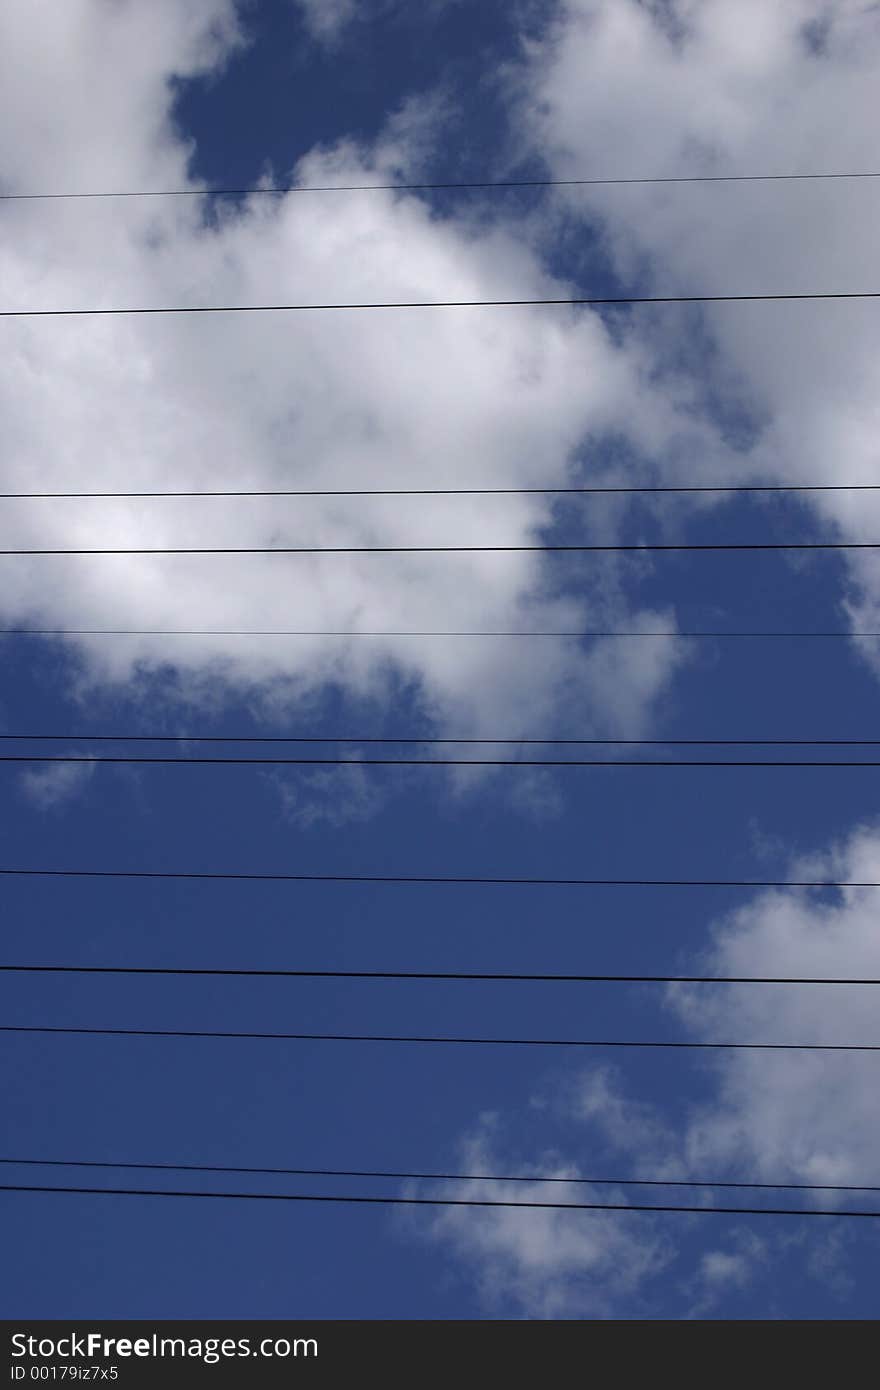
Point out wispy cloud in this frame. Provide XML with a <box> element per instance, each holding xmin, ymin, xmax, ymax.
<box><xmin>268</xmin><ymin>758</ymin><xmax>390</xmax><ymax>829</ymax></box>
<box><xmin>293</xmin><ymin>0</ymin><xmax>358</xmax><ymax>43</ymax></box>
<box><xmin>19</xmin><ymin>757</ymin><xmax>96</xmax><ymax>810</ymax></box>
<box><xmin>410</xmin><ymin>1114</ymin><xmax>673</xmax><ymax>1317</ymax></box>
<box><xmin>668</xmin><ymin>824</ymin><xmax>880</xmax><ymax>1189</ymax></box>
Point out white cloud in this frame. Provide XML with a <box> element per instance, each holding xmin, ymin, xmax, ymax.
<box><xmin>411</xmin><ymin>1078</ymin><xmax>787</xmax><ymax>1317</ymax></box>
<box><xmin>0</xmin><ymin>0</ymin><xmax>242</xmax><ymax>195</ymax></box>
<box><xmin>682</xmin><ymin>1231</ymin><xmax>769</xmax><ymax>1317</ymax></box>
<box><xmin>293</xmin><ymin>0</ymin><xmax>358</xmax><ymax>42</ymax></box>
<box><xmin>568</xmin><ymin>826</ymin><xmax>880</xmax><ymax>1248</ymax></box>
<box><xmin>414</xmin><ymin>1114</ymin><xmax>672</xmax><ymax>1317</ymax></box>
<box><xmin>291</xmin><ymin>0</ymin><xmax>460</xmax><ymax>45</ymax></box>
<box><xmin>568</xmin><ymin>1065</ymin><xmax>680</xmax><ymax>1172</ymax></box>
<box><xmin>0</xmin><ymin>0</ymin><xmax>713</xmax><ymax>777</ymax></box>
<box><xmin>700</xmin><ymin>1247</ymin><xmax>756</xmax><ymax>1290</ymax></box>
<box><xmin>269</xmin><ymin>758</ymin><xmax>389</xmax><ymax>828</ymax></box>
<box><xmin>19</xmin><ymin>757</ymin><xmax>96</xmax><ymax>810</ymax></box>
<box><xmin>514</xmin><ymin>0</ymin><xmax>880</xmax><ymax>656</ymax></box>
<box><xmin>416</xmin><ymin>813</ymin><xmax>880</xmax><ymax>1314</ymax></box>
<box><xmin>669</xmin><ymin>823</ymin><xmax>880</xmax><ymax>1189</ymax></box>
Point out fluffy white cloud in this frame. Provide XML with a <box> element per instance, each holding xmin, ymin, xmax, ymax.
<box><xmin>0</xmin><ymin>0</ymin><xmax>242</xmax><ymax>195</ymax></box>
<box><xmin>418</xmin><ymin>818</ymin><xmax>880</xmax><ymax>1313</ymax></box>
<box><xmin>293</xmin><ymin>0</ymin><xmax>358</xmax><ymax>42</ymax></box>
<box><xmin>411</xmin><ymin>1079</ymin><xmax>797</xmax><ymax>1317</ymax></box>
<box><xmin>0</xmin><ymin>0</ymin><xmax>718</xmax><ymax>758</ymax></box>
<box><xmin>514</xmin><ymin>0</ymin><xmax>880</xmax><ymax>658</ymax></box>
<box><xmin>670</xmin><ymin>824</ymin><xmax>880</xmax><ymax>1189</ymax></box>
<box><xmin>414</xmin><ymin>1115</ymin><xmax>672</xmax><ymax>1317</ymax></box>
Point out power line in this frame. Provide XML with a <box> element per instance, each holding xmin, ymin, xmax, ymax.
<box><xmin>2</xmin><ymin>482</ymin><xmax>879</xmax><ymax>499</ymax></box>
<box><xmin>2</xmin><ymin>291</ymin><xmax>879</xmax><ymax>320</ymax></box>
<box><xmin>0</xmin><ymin>867</ymin><xmax>872</xmax><ymax>889</ymax></box>
<box><xmin>3</xmin><ymin>1024</ymin><xmax>876</xmax><ymax>1053</ymax></box>
<box><xmin>8</xmin><ymin>733</ymin><xmax>880</xmax><ymax>745</ymax></box>
<box><xmin>4</xmin><ymin>1154</ymin><xmax>876</xmax><ymax>1195</ymax></box>
<box><xmin>4</xmin><ymin>963</ymin><xmax>877</xmax><ymax>986</ymax></box>
<box><xmin>5</xmin><ymin>170</ymin><xmax>880</xmax><ymax>201</ymax></box>
<box><xmin>0</xmin><ymin>541</ymin><xmax>874</xmax><ymax>557</ymax></box>
<box><xmin>0</xmin><ymin>1181</ymin><xmax>876</xmax><ymax>1218</ymax></box>
<box><xmin>4</xmin><ymin>754</ymin><xmax>880</xmax><ymax>767</ymax></box>
<box><xmin>0</xmin><ymin>627</ymin><xmax>873</xmax><ymax>641</ymax></box>
<box><xmin>4</xmin><ymin>733</ymin><xmax>880</xmax><ymax>747</ymax></box>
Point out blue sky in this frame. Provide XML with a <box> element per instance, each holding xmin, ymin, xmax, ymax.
<box><xmin>2</xmin><ymin>0</ymin><xmax>880</xmax><ymax>1318</ymax></box>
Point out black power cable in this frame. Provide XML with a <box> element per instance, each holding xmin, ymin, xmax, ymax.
<box><xmin>5</xmin><ymin>169</ymin><xmax>880</xmax><ymax>201</ymax></box>
<box><xmin>1</xmin><ymin>291</ymin><xmax>879</xmax><ymax>320</ymax></box>
<box><xmin>4</xmin><ymin>754</ymin><xmax>880</xmax><ymax>767</ymax></box>
<box><xmin>2</xmin><ymin>1025</ymin><xmax>875</xmax><ymax>1053</ymax></box>
<box><xmin>5</xmin><ymin>734</ymin><xmax>880</xmax><ymax>747</ymax></box>
<box><xmin>1</xmin><ymin>482</ymin><xmax>878</xmax><ymax>499</ymax></box>
<box><xmin>0</xmin><ymin>867</ymin><xmax>871</xmax><ymax>889</ymax></box>
<box><xmin>2</xmin><ymin>963</ymin><xmax>877</xmax><ymax>986</ymax></box>
<box><xmin>3</xmin><ymin>1154</ymin><xmax>875</xmax><ymax>1194</ymax></box>
<box><xmin>0</xmin><ymin>627</ymin><xmax>874</xmax><ymax>640</ymax></box>
<box><xmin>0</xmin><ymin>541</ymin><xmax>875</xmax><ymax>556</ymax></box>
<box><xmin>1</xmin><ymin>1182</ymin><xmax>876</xmax><ymax>1218</ymax></box>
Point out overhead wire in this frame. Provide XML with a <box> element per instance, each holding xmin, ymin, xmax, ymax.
<box><xmin>1</xmin><ymin>733</ymin><xmax>880</xmax><ymax>747</ymax></box>
<box><xmin>3</xmin><ymin>753</ymin><xmax>880</xmax><ymax>767</ymax></box>
<box><xmin>0</xmin><ymin>540</ymin><xmax>874</xmax><ymax>556</ymax></box>
<box><xmin>5</xmin><ymin>169</ymin><xmax>880</xmax><ymax>200</ymax></box>
<box><xmin>4</xmin><ymin>1153</ymin><xmax>877</xmax><ymax>1194</ymax></box>
<box><xmin>3</xmin><ymin>963</ymin><xmax>878</xmax><ymax>986</ymax></box>
<box><xmin>1</xmin><ymin>291</ymin><xmax>879</xmax><ymax>320</ymax></box>
<box><xmin>0</xmin><ymin>626</ymin><xmax>874</xmax><ymax>640</ymax></box>
<box><xmin>0</xmin><ymin>867</ymin><xmax>871</xmax><ymax>889</ymax></box>
<box><xmin>2</xmin><ymin>1024</ymin><xmax>876</xmax><ymax>1052</ymax></box>
<box><xmin>0</xmin><ymin>481</ymin><xmax>878</xmax><ymax>499</ymax></box>
<box><xmin>0</xmin><ymin>1181</ymin><xmax>877</xmax><ymax>1218</ymax></box>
